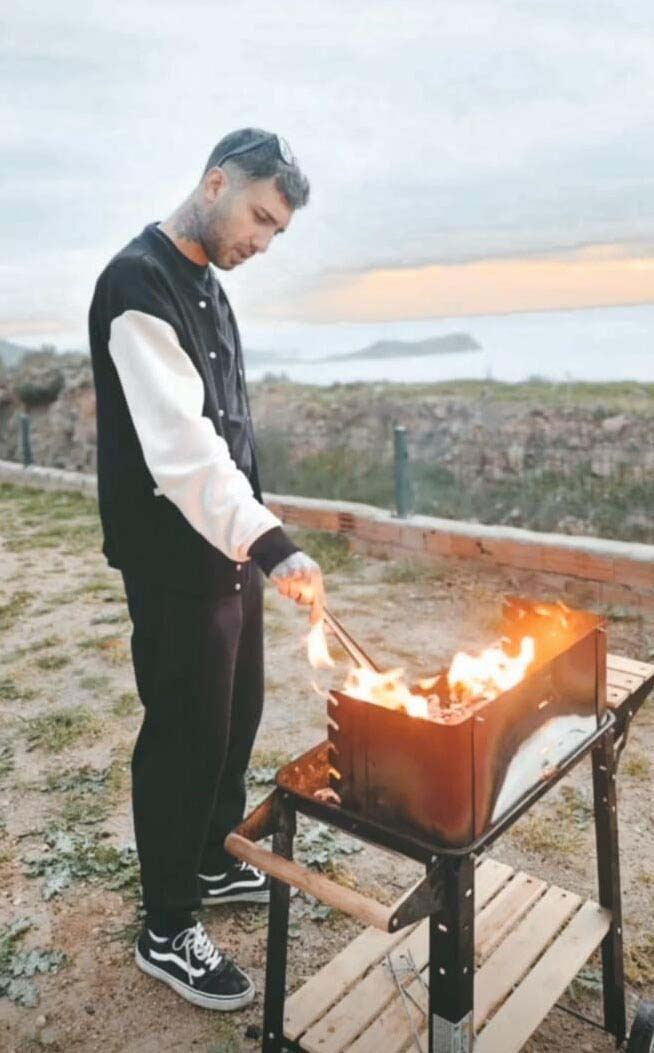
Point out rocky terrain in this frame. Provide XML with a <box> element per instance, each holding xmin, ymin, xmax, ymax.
<box><xmin>0</xmin><ymin>351</ymin><xmax>652</xmax><ymax>540</ymax></box>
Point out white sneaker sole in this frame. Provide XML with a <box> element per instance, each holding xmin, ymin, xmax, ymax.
<box><xmin>201</xmin><ymin>889</ymin><xmax>271</xmax><ymax>906</ymax></box>
<box><xmin>135</xmin><ymin>946</ymin><xmax>255</xmax><ymax>1011</ymax></box>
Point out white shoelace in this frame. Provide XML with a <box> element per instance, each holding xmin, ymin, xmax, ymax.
<box><xmin>171</xmin><ymin>922</ymin><xmax>223</xmax><ymax>986</ymax></box>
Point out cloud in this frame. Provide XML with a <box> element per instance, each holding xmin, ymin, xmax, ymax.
<box><xmin>2</xmin><ymin>0</ymin><xmax>654</xmax><ymax>332</ymax></box>
<box><xmin>254</xmin><ymin>243</ymin><xmax>654</xmax><ymax>322</ymax></box>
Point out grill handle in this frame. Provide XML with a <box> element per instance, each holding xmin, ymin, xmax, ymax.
<box><xmin>226</xmin><ymin>830</ymin><xmax>400</xmax><ymax>931</ymax></box>
<box><xmin>322</xmin><ymin>607</ymin><xmax>380</xmax><ymax>673</ymax></box>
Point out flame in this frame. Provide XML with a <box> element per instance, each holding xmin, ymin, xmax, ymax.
<box><xmin>306</xmin><ymin>619</ymin><xmax>335</xmax><ymax>670</ymax></box>
<box><xmin>343</xmin><ymin>666</ymin><xmax>429</xmax><ymax>719</ymax></box>
<box><xmin>448</xmin><ymin>636</ymin><xmax>535</xmax><ymax>704</ymax></box>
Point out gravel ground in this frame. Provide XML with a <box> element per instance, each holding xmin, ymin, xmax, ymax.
<box><xmin>0</xmin><ymin>482</ymin><xmax>652</xmax><ymax>1053</ymax></box>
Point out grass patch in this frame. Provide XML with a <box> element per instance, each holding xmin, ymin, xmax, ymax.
<box><xmin>25</xmin><ymin>704</ymin><xmax>102</xmax><ymax>752</ymax></box>
<box><xmin>296</xmin><ymin>820</ymin><xmax>363</xmax><ymax>870</ymax></box>
<box><xmin>206</xmin><ymin>1020</ymin><xmax>242</xmax><ymax>1053</ymax></box>
<box><xmin>0</xmin><ymin>591</ymin><xmax>34</xmax><ymax>633</ymax></box>
<box><xmin>248</xmin><ymin>749</ymin><xmax>292</xmax><ymax>786</ymax></box>
<box><xmin>44</xmin><ymin>757</ymin><xmax>129</xmax><ymax>828</ymax></box>
<box><xmin>0</xmin><ymin>744</ymin><xmax>14</xmax><ymax>783</ymax></box>
<box><xmin>0</xmin><ymin>917</ymin><xmax>66</xmax><ymax>1007</ymax></box>
<box><xmin>623</xmin><ymin>751</ymin><xmax>651</xmax><ymax>778</ymax></box>
<box><xmin>294</xmin><ymin>530</ymin><xmax>355</xmax><ymax>574</ymax></box>
<box><xmin>379</xmin><ymin>558</ymin><xmax>447</xmax><ymax>585</ymax></box>
<box><xmin>90</xmin><ymin>611</ymin><xmax>130</xmax><ymax>626</ymax></box>
<box><xmin>78</xmin><ymin>633</ymin><xmax>129</xmax><ymax>665</ymax></box>
<box><xmin>510</xmin><ymin>810</ymin><xmax>583</xmax><ymax>858</ymax></box>
<box><xmin>111</xmin><ymin>691</ymin><xmax>140</xmax><ymax>718</ymax></box>
<box><xmin>4</xmin><ymin>520</ymin><xmax>101</xmax><ymax>554</ymax></box>
<box><xmin>34</xmin><ymin>653</ymin><xmax>70</xmax><ymax>672</ymax></box>
<box><xmin>625</xmin><ymin>931</ymin><xmax>654</xmax><ymax>986</ymax></box>
<box><xmin>0</xmin><ymin>677</ymin><xmax>36</xmax><ymax>702</ymax></box>
<box><xmin>78</xmin><ymin>673</ymin><xmax>112</xmax><ymax>694</ymax></box>
<box><xmin>22</xmin><ymin>827</ymin><xmax>139</xmax><ymax>900</ymax></box>
<box><xmin>10</xmin><ymin>634</ymin><xmax>62</xmax><ymax>659</ymax></box>
<box><xmin>555</xmin><ymin>784</ymin><xmax>593</xmax><ymax>829</ymax></box>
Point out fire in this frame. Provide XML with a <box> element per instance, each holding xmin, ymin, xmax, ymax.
<box><xmin>306</xmin><ymin>610</ymin><xmax>536</xmax><ymax>722</ymax></box>
<box><xmin>448</xmin><ymin>636</ymin><xmax>535</xmax><ymax>704</ymax></box>
<box><xmin>343</xmin><ymin>666</ymin><xmax>429</xmax><ymax>719</ymax></box>
<box><xmin>306</xmin><ymin>619</ymin><xmax>335</xmax><ymax>670</ymax></box>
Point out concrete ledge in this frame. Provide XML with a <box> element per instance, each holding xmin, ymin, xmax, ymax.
<box><xmin>263</xmin><ymin>492</ymin><xmax>654</xmax><ymax>605</ymax></box>
<box><xmin>1</xmin><ymin>461</ymin><xmax>651</xmax><ymax>606</ymax></box>
<box><xmin>0</xmin><ymin>459</ymin><xmax>97</xmax><ymax>496</ymax></box>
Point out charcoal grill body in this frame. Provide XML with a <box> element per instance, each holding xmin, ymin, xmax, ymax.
<box><xmin>229</xmin><ymin>614</ymin><xmax>654</xmax><ymax>1053</ymax></box>
<box><xmin>329</xmin><ymin>607</ymin><xmax>605</xmax><ymax>848</ymax></box>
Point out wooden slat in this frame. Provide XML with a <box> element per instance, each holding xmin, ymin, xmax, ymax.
<box><xmin>607</xmin><ymin>668</ymin><xmax>648</xmax><ymax>692</ymax></box>
<box><xmin>288</xmin><ymin>860</ymin><xmax>513</xmax><ymax>1049</ymax></box>
<box><xmin>474</xmin><ymin>885</ymin><xmax>581</xmax><ymax>1027</ymax></box>
<box><xmin>284</xmin><ymin>924</ymin><xmax>411</xmax><ymax>1041</ymax></box>
<box><xmin>474</xmin><ymin>901</ymin><xmax>611</xmax><ymax>1053</ymax></box>
<box><xmin>475</xmin><ymin>873</ymin><xmax>547</xmax><ymax>963</ymax></box>
<box><xmin>472</xmin><ymin>859</ymin><xmax>514</xmax><ymax>910</ymax></box>
<box><xmin>607</xmin><ymin>653</ymin><xmax>654</xmax><ymax>680</ymax></box>
<box><xmin>607</xmin><ymin>685</ymin><xmax>630</xmax><ymax>708</ymax></box>
<box><xmin>345</xmin><ymin>964</ymin><xmax>428</xmax><ymax>1053</ymax></box>
<box><xmin>302</xmin><ymin>920</ymin><xmax>429</xmax><ymax>1053</ymax></box>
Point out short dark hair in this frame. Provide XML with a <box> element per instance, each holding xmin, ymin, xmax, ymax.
<box><xmin>203</xmin><ymin>127</ymin><xmax>310</xmax><ymax>210</ymax></box>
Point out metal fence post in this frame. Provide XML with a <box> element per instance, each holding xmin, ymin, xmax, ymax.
<box><xmin>20</xmin><ymin>413</ymin><xmax>33</xmax><ymax>468</ymax></box>
<box><xmin>394</xmin><ymin>425</ymin><xmax>411</xmax><ymax>518</ymax></box>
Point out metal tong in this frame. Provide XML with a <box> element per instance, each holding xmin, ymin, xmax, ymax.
<box><xmin>322</xmin><ymin>607</ymin><xmax>380</xmax><ymax>673</ymax></box>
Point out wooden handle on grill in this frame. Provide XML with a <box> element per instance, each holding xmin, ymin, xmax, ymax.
<box><xmin>224</xmin><ymin>831</ymin><xmax>393</xmax><ymax>931</ymax></box>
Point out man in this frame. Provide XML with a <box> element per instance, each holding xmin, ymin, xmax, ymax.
<box><xmin>88</xmin><ymin>128</ymin><xmax>324</xmax><ymax>1011</ymax></box>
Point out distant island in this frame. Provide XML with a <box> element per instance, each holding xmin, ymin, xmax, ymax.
<box><xmin>321</xmin><ymin>332</ymin><xmax>482</xmax><ymax>361</ymax></box>
<box><xmin>0</xmin><ymin>330</ymin><xmax>482</xmax><ymax>372</ymax></box>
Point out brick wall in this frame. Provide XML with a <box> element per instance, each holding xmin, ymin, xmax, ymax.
<box><xmin>1</xmin><ymin>459</ymin><xmax>652</xmax><ymax>611</ymax></box>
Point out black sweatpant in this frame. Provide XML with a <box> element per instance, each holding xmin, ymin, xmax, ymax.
<box><xmin>121</xmin><ymin>567</ymin><xmax>264</xmax><ymax>917</ymax></box>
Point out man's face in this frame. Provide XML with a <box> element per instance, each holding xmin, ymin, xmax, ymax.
<box><xmin>200</xmin><ymin>172</ymin><xmax>293</xmax><ymax>270</ymax></box>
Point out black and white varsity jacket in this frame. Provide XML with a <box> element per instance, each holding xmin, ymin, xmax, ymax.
<box><xmin>88</xmin><ymin>222</ymin><xmax>298</xmax><ymax>596</ymax></box>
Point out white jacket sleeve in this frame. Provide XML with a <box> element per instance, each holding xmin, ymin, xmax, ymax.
<box><xmin>108</xmin><ymin>308</ymin><xmax>282</xmax><ymax>563</ymax></box>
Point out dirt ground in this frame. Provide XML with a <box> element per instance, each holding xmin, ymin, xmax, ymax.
<box><xmin>0</xmin><ymin>483</ymin><xmax>652</xmax><ymax>1053</ymax></box>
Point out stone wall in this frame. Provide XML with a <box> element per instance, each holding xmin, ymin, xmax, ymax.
<box><xmin>1</xmin><ymin>355</ymin><xmax>652</xmax><ymax>486</ymax></box>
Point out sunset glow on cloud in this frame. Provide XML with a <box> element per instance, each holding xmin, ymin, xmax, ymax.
<box><xmin>257</xmin><ymin>244</ymin><xmax>654</xmax><ymax>323</ymax></box>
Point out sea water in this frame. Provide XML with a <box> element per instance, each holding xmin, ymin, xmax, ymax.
<box><xmin>241</xmin><ymin>302</ymin><xmax>654</xmax><ymax>385</ymax></box>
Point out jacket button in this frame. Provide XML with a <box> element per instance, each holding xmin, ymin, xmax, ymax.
<box><xmin>218</xmin><ymin>409</ymin><xmax>225</xmax><ymax>417</ymax></box>
<box><xmin>209</xmin><ymin>351</ymin><xmax>217</xmax><ymax>359</ymax></box>
<box><xmin>234</xmin><ymin>582</ymin><xmax>242</xmax><ymax>592</ymax></box>
<box><xmin>199</xmin><ymin>300</ymin><xmax>207</xmax><ymax>308</ymax></box>
<box><xmin>236</xmin><ymin>564</ymin><xmax>242</xmax><ymax>571</ymax></box>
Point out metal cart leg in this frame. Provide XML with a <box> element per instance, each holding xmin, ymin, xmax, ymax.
<box><xmin>428</xmin><ymin>854</ymin><xmax>475</xmax><ymax>1053</ymax></box>
<box><xmin>592</xmin><ymin>726</ymin><xmax>626</xmax><ymax>1047</ymax></box>
<box><xmin>262</xmin><ymin>796</ymin><xmax>296</xmax><ymax>1053</ymax></box>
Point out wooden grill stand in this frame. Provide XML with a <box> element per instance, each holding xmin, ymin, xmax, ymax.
<box><xmin>226</xmin><ymin>654</ymin><xmax>654</xmax><ymax>1053</ymax></box>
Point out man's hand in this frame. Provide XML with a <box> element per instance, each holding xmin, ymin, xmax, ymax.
<box><xmin>270</xmin><ymin>551</ymin><xmax>325</xmax><ymax>624</ymax></box>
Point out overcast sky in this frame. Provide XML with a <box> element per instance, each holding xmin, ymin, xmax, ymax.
<box><xmin>3</xmin><ymin>0</ymin><xmax>654</xmax><ymax>341</ymax></box>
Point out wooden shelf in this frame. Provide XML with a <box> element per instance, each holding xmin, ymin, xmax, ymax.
<box><xmin>284</xmin><ymin>859</ymin><xmax>610</xmax><ymax>1053</ymax></box>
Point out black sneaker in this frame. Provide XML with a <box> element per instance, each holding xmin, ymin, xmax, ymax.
<box><xmin>199</xmin><ymin>860</ymin><xmax>271</xmax><ymax>906</ymax></box>
<box><xmin>135</xmin><ymin>921</ymin><xmax>254</xmax><ymax>1010</ymax></box>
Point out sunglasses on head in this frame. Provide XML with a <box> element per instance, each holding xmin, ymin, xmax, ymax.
<box><xmin>216</xmin><ymin>133</ymin><xmax>295</xmax><ymax>168</ymax></box>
